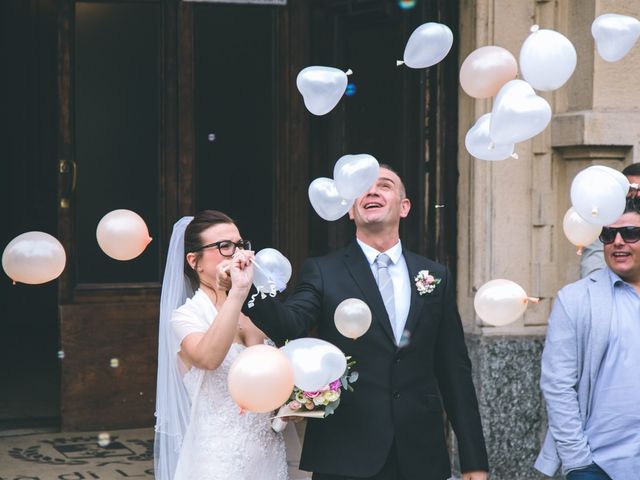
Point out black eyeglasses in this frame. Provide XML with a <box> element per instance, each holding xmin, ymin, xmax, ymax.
<box><xmin>192</xmin><ymin>239</ymin><xmax>251</xmax><ymax>257</ymax></box>
<box><xmin>599</xmin><ymin>226</ymin><xmax>640</xmax><ymax>245</ymax></box>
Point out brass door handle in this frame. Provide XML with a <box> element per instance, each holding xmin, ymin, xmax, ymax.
<box><xmin>59</xmin><ymin>159</ymin><xmax>77</xmax><ymax>208</ymax></box>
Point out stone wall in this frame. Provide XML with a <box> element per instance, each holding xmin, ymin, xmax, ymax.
<box><xmin>456</xmin><ymin>1</ymin><xmax>640</xmax><ymax>478</ymax></box>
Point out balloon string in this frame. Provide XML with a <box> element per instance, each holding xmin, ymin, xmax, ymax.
<box><xmin>526</xmin><ymin>297</ymin><xmax>540</xmax><ymax>304</ymax></box>
<box><xmin>576</xmin><ymin>246</ymin><xmax>583</xmax><ymax>256</ymax></box>
<box><xmin>247</xmin><ymin>259</ymin><xmax>278</xmax><ymax>308</ymax></box>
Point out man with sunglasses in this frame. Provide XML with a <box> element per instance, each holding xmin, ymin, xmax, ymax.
<box><xmin>580</xmin><ymin>163</ymin><xmax>640</xmax><ymax>278</ymax></box>
<box><xmin>535</xmin><ymin>197</ymin><xmax>640</xmax><ymax>479</ymax></box>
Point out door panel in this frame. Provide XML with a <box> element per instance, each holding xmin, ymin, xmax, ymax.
<box><xmin>58</xmin><ymin>0</ymin><xmax>170</xmax><ymax>430</ymax></box>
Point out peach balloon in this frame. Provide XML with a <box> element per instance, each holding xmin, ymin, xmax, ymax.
<box><xmin>562</xmin><ymin>207</ymin><xmax>602</xmax><ymax>255</ymax></box>
<box><xmin>228</xmin><ymin>344</ymin><xmax>294</xmax><ymax>413</ymax></box>
<box><xmin>474</xmin><ymin>279</ymin><xmax>534</xmax><ymax>327</ymax></box>
<box><xmin>334</xmin><ymin>298</ymin><xmax>372</xmax><ymax>339</ymax></box>
<box><xmin>459</xmin><ymin>46</ymin><xmax>518</xmax><ymax>98</ymax></box>
<box><xmin>2</xmin><ymin>231</ymin><xmax>66</xmax><ymax>284</ymax></box>
<box><xmin>96</xmin><ymin>209</ymin><xmax>152</xmax><ymax>261</ymax></box>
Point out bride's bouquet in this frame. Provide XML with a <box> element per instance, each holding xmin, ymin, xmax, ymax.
<box><xmin>272</xmin><ymin>357</ymin><xmax>357</xmax><ymax>430</ymax></box>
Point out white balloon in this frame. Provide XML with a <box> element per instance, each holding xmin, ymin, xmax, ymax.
<box><xmin>592</xmin><ymin>14</ymin><xmax>640</xmax><ymax>62</ymax></box>
<box><xmin>252</xmin><ymin>248</ymin><xmax>292</xmax><ymax>294</ymax></box>
<box><xmin>570</xmin><ymin>166</ymin><xmax>627</xmax><ymax>226</ymax></box>
<box><xmin>280</xmin><ymin>338</ymin><xmax>347</xmax><ymax>392</ymax></box>
<box><xmin>333</xmin><ymin>154</ymin><xmax>380</xmax><ymax>200</ymax></box>
<box><xmin>334</xmin><ymin>298</ymin><xmax>372</xmax><ymax>339</ymax></box>
<box><xmin>403</xmin><ymin>22</ymin><xmax>453</xmax><ymax>69</ymax></box>
<box><xmin>591</xmin><ymin>165</ymin><xmax>631</xmax><ymax>195</ymax></box>
<box><xmin>308</xmin><ymin>177</ymin><xmax>353</xmax><ymax>221</ymax></box>
<box><xmin>489</xmin><ymin>79</ymin><xmax>552</xmax><ymax>145</ymax></box>
<box><xmin>474</xmin><ymin>279</ymin><xmax>530</xmax><ymax>327</ymax></box>
<box><xmin>519</xmin><ymin>27</ymin><xmax>577</xmax><ymax>91</ymax></box>
<box><xmin>465</xmin><ymin>113</ymin><xmax>516</xmax><ymax>161</ymax></box>
<box><xmin>2</xmin><ymin>232</ymin><xmax>66</xmax><ymax>284</ymax></box>
<box><xmin>296</xmin><ymin>66</ymin><xmax>348</xmax><ymax>116</ymax></box>
<box><xmin>562</xmin><ymin>207</ymin><xmax>602</xmax><ymax>250</ymax></box>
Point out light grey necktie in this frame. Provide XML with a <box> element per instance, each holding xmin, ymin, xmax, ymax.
<box><xmin>375</xmin><ymin>253</ymin><xmax>397</xmax><ymax>339</ymax></box>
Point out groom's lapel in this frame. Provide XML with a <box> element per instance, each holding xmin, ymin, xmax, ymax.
<box><xmin>343</xmin><ymin>241</ymin><xmax>396</xmax><ymax>345</ymax></box>
<box><xmin>402</xmin><ymin>250</ymin><xmax>426</xmax><ymax>336</ymax></box>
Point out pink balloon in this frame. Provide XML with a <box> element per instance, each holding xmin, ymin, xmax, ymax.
<box><xmin>228</xmin><ymin>344</ymin><xmax>294</xmax><ymax>413</ymax></box>
<box><xmin>2</xmin><ymin>231</ymin><xmax>66</xmax><ymax>284</ymax></box>
<box><xmin>460</xmin><ymin>46</ymin><xmax>518</xmax><ymax>99</ymax></box>
<box><xmin>96</xmin><ymin>209</ymin><xmax>152</xmax><ymax>261</ymax></box>
<box><xmin>473</xmin><ymin>279</ymin><xmax>531</xmax><ymax>327</ymax></box>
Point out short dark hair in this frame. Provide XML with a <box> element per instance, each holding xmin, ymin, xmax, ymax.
<box><xmin>623</xmin><ymin>196</ymin><xmax>640</xmax><ymax>215</ymax></box>
<box><xmin>378</xmin><ymin>163</ymin><xmax>406</xmax><ymax>198</ymax></box>
<box><xmin>183</xmin><ymin>210</ymin><xmax>235</xmax><ymax>289</ymax></box>
<box><xmin>622</xmin><ymin>163</ymin><xmax>640</xmax><ymax>177</ymax></box>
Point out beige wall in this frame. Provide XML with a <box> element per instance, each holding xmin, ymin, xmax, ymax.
<box><xmin>457</xmin><ymin>0</ymin><xmax>640</xmax><ymax>334</ymax></box>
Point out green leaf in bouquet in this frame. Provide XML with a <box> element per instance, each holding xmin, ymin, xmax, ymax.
<box><xmin>324</xmin><ymin>398</ymin><xmax>341</xmax><ymax>416</ymax></box>
<box><xmin>348</xmin><ymin>371</ymin><xmax>359</xmax><ymax>383</ymax></box>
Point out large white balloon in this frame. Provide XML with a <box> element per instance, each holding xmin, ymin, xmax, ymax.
<box><xmin>252</xmin><ymin>248</ymin><xmax>292</xmax><ymax>294</ymax></box>
<box><xmin>591</xmin><ymin>165</ymin><xmax>631</xmax><ymax>195</ymax></box>
<box><xmin>308</xmin><ymin>177</ymin><xmax>353</xmax><ymax>221</ymax></box>
<box><xmin>403</xmin><ymin>22</ymin><xmax>453</xmax><ymax>69</ymax></box>
<box><xmin>2</xmin><ymin>232</ymin><xmax>66</xmax><ymax>284</ymax></box>
<box><xmin>489</xmin><ymin>79</ymin><xmax>552</xmax><ymax>145</ymax></box>
<box><xmin>296</xmin><ymin>66</ymin><xmax>348</xmax><ymax>116</ymax></box>
<box><xmin>570</xmin><ymin>166</ymin><xmax>627</xmax><ymax>226</ymax></box>
<box><xmin>333</xmin><ymin>154</ymin><xmax>379</xmax><ymax>200</ymax></box>
<box><xmin>334</xmin><ymin>298</ymin><xmax>372</xmax><ymax>339</ymax></box>
<box><xmin>465</xmin><ymin>113</ymin><xmax>516</xmax><ymax>161</ymax></box>
<box><xmin>474</xmin><ymin>279</ymin><xmax>530</xmax><ymax>327</ymax></box>
<box><xmin>519</xmin><ymin>27</ymin><xmax>577</xmax><ymax>91</ymax></box>
<box><xmin>280</xmin><ymin>338</ymin><xmax>347</xmax><ymax>392</ymax></box>
<box><xmin>562</xmin><ymin>207</ymin><xmax>602</xmax><ymax>253</ymax></box>
<box><xmin>592</xmin><ymin>14</ymin><xmax>640</xmax><ymax>62</ymax></box>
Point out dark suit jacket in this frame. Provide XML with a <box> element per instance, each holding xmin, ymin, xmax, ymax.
<box><xmin>243</xmin><ymin>241</ymin><xmax>488</xmax><ymax>479</ymax></box>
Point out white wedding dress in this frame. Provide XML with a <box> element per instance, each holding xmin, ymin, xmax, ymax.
<box><xmin>171</xmin><ymin>290</ymin><xmax>289</xmax><ymax>480</ymax></box>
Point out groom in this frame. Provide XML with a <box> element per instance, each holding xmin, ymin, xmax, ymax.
<box><xmin>242</xmin><ymin>165</ymin><xmax>489</xmax><ymax>480</ymax></box>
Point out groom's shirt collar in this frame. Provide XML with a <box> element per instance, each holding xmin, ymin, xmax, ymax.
<box><xmin>356</xmin><ymin>238</ymin><xmax>403</xmax><ymax>265</ymax></box>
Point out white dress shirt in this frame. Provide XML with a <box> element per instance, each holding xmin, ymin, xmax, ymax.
<box><xmin>356</xmin><ymin>238</ymin><xmax>411</xmax><ymax>344</ymax></box>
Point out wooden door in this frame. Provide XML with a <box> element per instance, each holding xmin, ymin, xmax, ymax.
<box><xmin>56</xmin><ymin>0</ymin><xmax>181</xmax><ymax>430</ymax></box>
<box><xmin>307</xmin><ymin>0</ymin><xmax>459</xmax><ymax>271</ymax></box>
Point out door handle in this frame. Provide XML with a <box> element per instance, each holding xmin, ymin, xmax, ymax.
<box><xmin>59</xmin><ymin>159</ymin><xmax>77</xmax><ymax>208</ymax></box>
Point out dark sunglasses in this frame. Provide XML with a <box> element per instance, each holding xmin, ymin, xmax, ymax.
<box><xmin>599</xmin><ymin>226</ymin><xmax>640</xmax><ymax>245</ymax></box>
<box><xmin>192</xmin><ymin>239</ymin><xmax>251</xmax><ymax>257</ymax></box>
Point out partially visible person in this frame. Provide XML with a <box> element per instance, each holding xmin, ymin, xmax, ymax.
<box><xmin>154</xmin><ymin>210</ymin><xmax>291</xmax><ymax>480</ymax></box>
<box><xmin>580</xmin><ymin>163</ymin><xmax>640</xmax><ymax>278</ymax></box>
<box><xmin>535</xmin><ymin>197</ymin><xmax>640</xmax><ymax>479</ymax></box>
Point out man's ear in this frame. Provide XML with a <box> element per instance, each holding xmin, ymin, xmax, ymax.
<box><xmin>348</xmin><ymin>205</ymin><xmax>355</xmax><ymax>220</ymax></box>
<box><xmin>399</xmin><ymin>198</ymin><xmax>411</xmax><ymax>219</ymax></box>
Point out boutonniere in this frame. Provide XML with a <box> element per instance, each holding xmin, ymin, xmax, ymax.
<box><xmin>414</xmin><ymin>270</ymin><xmax>441</xmax><ymax>295</ymax></box>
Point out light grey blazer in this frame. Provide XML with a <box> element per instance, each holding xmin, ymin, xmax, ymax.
<box><xmin>534</xmin><ymin>268</ymin><xmax>613</xmax><ymax>477</ymax></box>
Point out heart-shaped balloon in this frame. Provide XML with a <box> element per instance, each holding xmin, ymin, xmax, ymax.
<box><xmin>519</xmin><ymin>27</ymin><xmax>577</xmax><ymax>91</ymax></box>
<box><xmin>403</xmin><ymin>22</ymin><xmax>453</xmax><ymax>69</ymax></box>
<box><xmin>489</xmin><ymin>79</ymin><xmax>552</xmax><ymax>145</ymax></box>
<box><xmin>465</xmin><ymin>113</ymin><xmax>516</xmax><ymax>161</ymax></box>
<box><xmin>280</xmin><ymin>338</ymin><xmax>347</xmax><ymax>392</ymax></box>
<box><xmin>296</xmin><ymin>66</ymin><xmax>348</xmax><ymax>116</ymax></box>
<box><xmin>308</xmin><ymin>177</ymin><xmax>353</xmax><ymax>221</ymax></box>
<box><xmin>592</xmin><ymin>14</ymin><xmax>640</xmax><ymax>62</ymax></box>
<box><xmin>333</xmin><ymin>154</ymin><xmax>379</xmax><ymax>200</ymax></box>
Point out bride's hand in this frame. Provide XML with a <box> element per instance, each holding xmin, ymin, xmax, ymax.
<box><xmin>216</xmin><ymin>259</ymin><xmax>233</xmax><ymax>291</ymax></box>
<box><xmin>228</xmin><ymin>250</ymin><xmax>255</xmax><ymax>294</ymax></box>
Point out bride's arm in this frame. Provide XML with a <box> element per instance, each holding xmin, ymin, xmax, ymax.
<box><xmin>179</xmin><ymin>253</ymin><xmax>254</xmax><ymax>370</ymax></box>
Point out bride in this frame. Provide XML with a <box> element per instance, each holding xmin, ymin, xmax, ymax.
<box><xmin>154</xmin><ymin>211</ymin><xmax>297</xmax><ymax>480</ymax></box>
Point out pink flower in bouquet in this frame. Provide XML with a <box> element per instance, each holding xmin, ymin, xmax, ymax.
<box><xmin>304</xmin><ymin>390</ymin><xmax>321</xmax><ymax>398</ymax></box>
<box><xmin>288</xmin><ymin>400</ymin><xmax>301</xmax><ymax>411</ymax></box>
<box><xmin>329</xmin><ymin>379</ymin><xmax>341</xmax><ymax>391</ymax></box>
<box><xmin>304</xmin><ymin>401</ymin><xmax>315</xmax><ymax>410</ymax></box>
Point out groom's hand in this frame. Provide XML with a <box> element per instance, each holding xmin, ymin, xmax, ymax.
<box><xmin>462</xmin><ymin>471</ymin><xmax>488</xmax><ymax>480</ymax></box>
